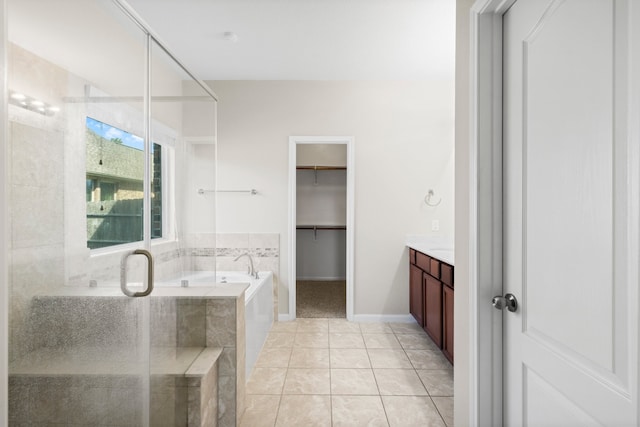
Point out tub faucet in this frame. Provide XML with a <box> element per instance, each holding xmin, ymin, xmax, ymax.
<box><xmin>234</xmin><ymin>252</ymin><xmax>259</xmax><ymax>279</ymax></box>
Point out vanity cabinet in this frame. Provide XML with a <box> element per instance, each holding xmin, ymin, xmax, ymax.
<box><xmin>410</xmin><ymin>263</ymin><xmax>424</xmax><ymax>326</ymax></box>
<box><xmin>424</xmin><ymin>274</ymin><xmax>442</xmax><ymax>347</ymax></box>
<box><xmin>409</xmin><ymin>248</ymin><xmax>454</xmax><ymax>364</ymax></box>
<box><xmin>442</xmin><ymin>284</ymin><xmax>454</xmax><ymax>363</ymax></box>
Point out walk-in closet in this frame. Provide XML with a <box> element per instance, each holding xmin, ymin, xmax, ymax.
<box><xmin>296</xmin><ymin>144</ymin><xmax>347</xmax><ymax>317</ymax></box>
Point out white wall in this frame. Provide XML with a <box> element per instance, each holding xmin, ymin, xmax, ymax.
<box><xmin>210</xmin><ymin>80</ymin><xmax>454</xmax><ymax>316</ymax></box>
<box><xmin>455</xmin><ymin>0</ymin><xmax>475</xmax><ymax>425</ymax></box>
<box><xmin>297</xmin><ymin>144</ymin><xmax>347</xmax><ymax>167</ymax></box>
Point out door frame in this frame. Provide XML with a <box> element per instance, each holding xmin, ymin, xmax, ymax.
<box><xmin>470</xmin><ymin>0</ymin><xmax>640</xmax><ymax>425</ymax></box>
<box><xmin>469</xmin><ymin>0</ymin><xmax>516</xmax><ymax>425</ymax></box>
<box><xmin>287</xmin><ymin>136</ymin><xmax>355</xmax><ymax>321</ymax></box>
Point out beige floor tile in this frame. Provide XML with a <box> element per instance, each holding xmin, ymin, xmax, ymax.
<box><xmin>331</xmin><ymin>395</ymin><xmax>389</xmax><ymax>427</ymax></box>
<box><xmin>373</xmin><ymin>369</ymin><xmax>428</xmax><ymax>396</ymax></box>
<box><xmin>240</xmin><ymin>394</ymin><xmax>281</xmax><ymax>427</ymax></box>
<box><xmin>275</xmin><ymin>395</ymin><xmax>331</xmax><ymax>427</ymax></box>
<box><xmin>329</xmin><ymin>348</ymin><xmax>371</xmax><ymax>369</ymax></box>
<box><xmin>417</xmin><ymin>370</ymin><xmax>453</xmax><ymax>396</ymax></box>
<box><xmin>270</xmin><ymin>321</ymin><xmax>298</xmax><ymax>333</ymax></box>
<box><xmin>329</xmin><ymin>333</ymin><xmax>366</xmax><ymax>349</ymax></box>
<box><xmin>382</xmin><ymin>396</ymin><xmax>446</xmax><ymax>427</ymax></box>
<box><xmin>255</xmin><ymin>347</ymin><xmax>292</xmax><ymax>368</ymax></box>
<box><xmin>246</xmin><ymin>368</ymin><xmax>288</xmax><ymax>395</ymax></box>
<box><xmin>296</xmin><ymin>318</ymin><xmax>329</xmax><ymax>333</ymax></box>
<box><xmin>359</xmin><ymin>322</ymin><xmax>394</xmax><ymax>334</ymax></box>
<box><xmin>432</xmin><ymin>396</ymin><xmax>454</xmax><ymax>427</ymax></box>
<box><xmin>405</xmin><ymin>350</ymin><xmax>452</xmax><ymax>370</ymax></box>
<box><xmin>289</xmin><ymin>348</ymin><xmax>330</xmax><ymax>368</ymax></box>
<box><xmin>328</xmin><ymin>319</ymin><xmax>362</xmax><ymax>333</ymax></box>
<box><xmin>264</xmin><ymin>332</ymin><xmax>295</xmax><ymax>348</ymax></box>
<box><xmin>397</xmin><ymin>333</ymin><xmax>440</xmax><ymax>350</ymax></box>
<box><xmin>363</xmin><ymin>333</ymin><xmax>402</xmax><ymax>349</ymax></box>
<box><xmin>330</xmin><ymin>368</ymin><xmax>379</xmax><ymax>395</ymax></box>
<box><xmin>294</xmin><ymin>332</ymin><xmax>329</xmax><ymax>348</ymax></box>
<box><xmin>283</xmin><ymin>368</ymin><xmax>330</xmax><ymax>394</ymax></box>
<box><xmin>389</xmin><ymin>322</ymin><xmax>425</xmax><ymax>334</ymax></box>
<box><xmin>367</xmin><ymin>349</ymin><xmax>412</xmax><ymax>368</ymax></box>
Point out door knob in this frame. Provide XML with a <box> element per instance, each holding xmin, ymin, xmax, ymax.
<box><xmin>492</xmin><ymin>293</ymin><xmax>518</xmax><ymax>312</ymax></box>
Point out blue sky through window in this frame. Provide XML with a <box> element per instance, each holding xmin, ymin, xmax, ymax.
<box><xmin>86</xmin><ymin>117</ymin><xmax>144</xmax><ymax>151</ymax></box>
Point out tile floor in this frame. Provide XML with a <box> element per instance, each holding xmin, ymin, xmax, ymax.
<box><xmin>240</xmin><ymin>318</ymin><xmax>453</xmax><ymax>427</ymax></box>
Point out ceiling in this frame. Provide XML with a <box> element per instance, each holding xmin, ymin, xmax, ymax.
<box><xmin>124</xmin><ymin>0</ymin><xmax>456</xmax><ymax>81</ymax></box>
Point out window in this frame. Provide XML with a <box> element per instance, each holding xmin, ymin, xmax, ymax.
<box><xmin>86</xmin><ymin>117</ymin><xmax>163</xmax><ymax>249</ymax></box>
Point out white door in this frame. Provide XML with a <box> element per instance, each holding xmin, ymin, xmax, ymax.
<box><xmin>502</xmin><ymin>0</ymin><xmax>639</xmax><ymax>425</ymax></box>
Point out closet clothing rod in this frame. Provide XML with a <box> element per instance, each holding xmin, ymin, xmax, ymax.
<box><xmin>296</xmin><ymin>225</ymin><xmax>346</xmax><ymax>240</ymax></box>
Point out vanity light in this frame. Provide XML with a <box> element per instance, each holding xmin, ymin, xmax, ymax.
<box><xmin>8</xmin><ymin>91</ymin><xmax>59</xmax><ymax>116</ymax></box>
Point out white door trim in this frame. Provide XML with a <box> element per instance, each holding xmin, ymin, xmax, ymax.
<box><xmin>287</xmin><ymin>136</ymin><xmax>355</xmax><ymax>321</ymax></box>
<box><xmin>0</xmin><ymin>0</ymin><xmax>8</xmax><ymax>422</ymax></box>
<box><xmin>469</xmin><ymin>0</ymin><xmax>516</xmax><ymax>425</ymax></box>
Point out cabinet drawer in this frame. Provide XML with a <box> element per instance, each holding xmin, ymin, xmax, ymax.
<box><xmin>410</xmin><ymin>249</ymin><xmax>416</xmax><ymax>265</ymax></box>
<box><xmin>415</xmin><ymin>252</ymin><xmax>431</xmax><ymax>273</ymax></box>
<box><xmin>429</xmin><ymin>258</ymin><xmax>440</xmax><ymax>279</ymax></box>
<box><xmin>441</xmin><ymin>263</ymin><xmax>454</xmax><ymax>288</ymax></box>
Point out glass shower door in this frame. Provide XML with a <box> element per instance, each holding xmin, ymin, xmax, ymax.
<box><xmin>7</xmin><ymin>0</ymin><xmax>153</xmax><ymax>424</ymax></box>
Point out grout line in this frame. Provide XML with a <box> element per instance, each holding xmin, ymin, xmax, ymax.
<box><xmin>430</xmin><ymin>395</ymin><xmax>449</xmax><ymax>427</ymax></box>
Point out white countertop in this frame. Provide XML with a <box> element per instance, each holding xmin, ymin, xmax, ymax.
<box><xmin>406</xmin><ymin>235</ymin><xmax>454</xmax><ymax>266</ymax></box>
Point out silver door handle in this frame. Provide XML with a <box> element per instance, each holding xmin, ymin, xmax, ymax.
<box><xmin>120</xmin><ymin>249</ymin><xmax>154</xmax><ymax>297</ymax></box>
<box><xmin>492</xmin><ymin>293</ymin><xmax>518</xmax><ymax>312</ymax></box>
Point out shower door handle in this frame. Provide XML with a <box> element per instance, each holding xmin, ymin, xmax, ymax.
<box><xmin>120</xmin><ymin>249</ymin><xmax>154</xmax><ymax>297</ymax></box>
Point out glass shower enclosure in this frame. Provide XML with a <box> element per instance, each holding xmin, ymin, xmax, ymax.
<box><xmin>5</xmin><ymin>0</ymin><xmax>217</xmax><ymax>425</ymax></box>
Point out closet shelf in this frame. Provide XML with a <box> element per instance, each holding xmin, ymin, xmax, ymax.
<box><xmin>296</xmin><ymin>165</ymin><xmax>347</xmax><ymax>171</ymax></box>
<box><xmin>296</xmin><ymin>225</ymin><xmax>346</xmax><ymax>230</ymax></box>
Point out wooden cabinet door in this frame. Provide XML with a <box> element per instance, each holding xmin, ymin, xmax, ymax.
<box><xmin>409</xmin><ymin>264</ymin><xmax>424</xmax><ymax>326</ymax></box>
<box><xmin>424</xmin><ymin>275</ymin><xmax>442</xmax><ymax>347</ymax></box>
<box><xmin>442</xmin><ymin>284</ymin><xmax>454</xmax><ymax>364</ymax></box>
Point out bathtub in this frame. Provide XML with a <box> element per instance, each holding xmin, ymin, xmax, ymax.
<box><xmin>157</xmin><ymin>270</ymin><xmax>273</xmax><ymax>379</ymax></box>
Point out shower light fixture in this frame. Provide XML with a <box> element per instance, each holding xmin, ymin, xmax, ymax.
<box><xmin>8</xmin><ymin>91</ymin><xmax>59</xmax><ymax>116</ymax></box>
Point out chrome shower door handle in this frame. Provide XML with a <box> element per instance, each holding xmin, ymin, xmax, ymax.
<box><xmin>492</xmin><ymin>293</ymin><xmax>518</xmax><ymax>312</ymax></box>
<box><xmin>120</xmin><ymin>249</ymin><xmax>154</xmax><ymax>297</ymax></box>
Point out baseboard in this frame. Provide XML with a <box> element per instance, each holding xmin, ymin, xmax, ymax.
<box><xmin>352</xmin><ymin>314</ymin><xmax>416</xmax><ymax>323</ymax></box>
<box><xmin>296</xmin><ymin>277</ymin><xmax>347</xmax><ymax>281</ymax></box>
<box><xmin>278</xmin><ymin>313</ymin><xmax>416</xmax><ymax>323</ymax></box>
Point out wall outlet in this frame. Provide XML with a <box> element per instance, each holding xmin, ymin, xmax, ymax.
<box><xmin>431</xmin><ymin>220</ymin><xmax>440</xmax><ymax>231</ymax></box>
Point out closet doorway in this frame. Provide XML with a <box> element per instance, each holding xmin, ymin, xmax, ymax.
<box><xmin>288</xmin><ymin>137</ymin><xmax>354</xmax><ymax>320</ymax></box>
